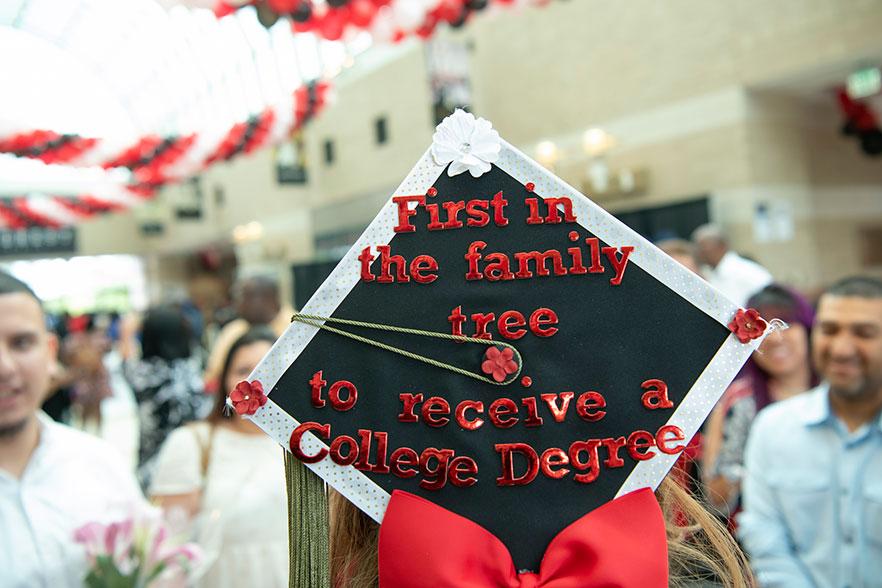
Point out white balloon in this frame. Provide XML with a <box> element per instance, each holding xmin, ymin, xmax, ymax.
<box><xmin>370</xmin><ymin>6</ymin><xmax>397</xmax><ymax>43</ymax></box>
<box><xmin>391</xmin><ymin>0</ymin><xmax>426</xmax><ymax>31</ymax></box>
<box><xmin>155</xmin><ymin>0</ymin><xmax>219</xmax><ymax>9</ymax></box>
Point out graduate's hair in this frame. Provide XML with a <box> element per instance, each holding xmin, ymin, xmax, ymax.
<box><xmin>329</xmin><ymin>475</ymin><xmax>752</xmax><ymax>588</ymax></box>
<box><xmin>330</xmin><ymin>490</ymin><xmax>381</xmax><ymax>588</ymax></box>
<box><xmin>656</xmin><ymin>476</ymin><xmax>753</xmax><ymax>587</ymax></box>
<box><xmin>209</xmin><ymin>325</ymin><xmax>277</xmax><ymax>423</ymax></box>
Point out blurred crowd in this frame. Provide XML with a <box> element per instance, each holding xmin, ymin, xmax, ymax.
<box><xmin>2</xmin><ymin>223</ymin><xmax>881</xmax><ymax>587</ymax></box>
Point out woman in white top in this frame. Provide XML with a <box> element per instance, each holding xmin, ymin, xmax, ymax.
<box><xmin>150</xmin><ymin>326</ymin><xmax>287</xmax><ymax>588</ymax></box>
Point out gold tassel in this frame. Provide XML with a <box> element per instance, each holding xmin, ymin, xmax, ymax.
<box><xmin>285</xmin><ymin>449</ymin><xmax>330</xmax><ymax>588</ymax></box>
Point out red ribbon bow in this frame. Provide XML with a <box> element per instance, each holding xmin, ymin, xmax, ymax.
<box><xmin>378</xmin><ymin>487</ymin><xmax>668</xmax><ymax>588</ymax></box>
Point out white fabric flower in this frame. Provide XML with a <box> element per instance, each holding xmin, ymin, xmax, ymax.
<box><xmin>431</xmin><ymin>109</ymin><xmax>501</xmax><ymax>177</ymax></box>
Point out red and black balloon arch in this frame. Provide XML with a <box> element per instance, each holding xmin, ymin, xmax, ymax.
<box><xmin>0</xmin><ymin>81</ymin><xmax>331</xmax><ymax>229</ymax></box>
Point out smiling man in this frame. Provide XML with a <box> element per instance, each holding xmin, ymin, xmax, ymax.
<box><xmin>0</xmin><ymin>271</ymin><xmax>143</xmax><ymax>587</ymax></box>
<box><xmin>738</xmin><ymin>276</ymin><xmax>882</xmax><ymax>587</ymax></box>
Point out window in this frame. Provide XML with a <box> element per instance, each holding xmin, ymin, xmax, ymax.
<box><xmin>375</xmin><ymin>116</ymin><xmax>388</xmax><ymax>145</ymax></box>
<box><xmin>275</xmin><ymin>132</ymin><xmax>309</xmax><ymax>184</ymax></box>
<box><xmin>324</xmin><ymin>139</ymin><xmax>334</xmax><ymax>165</ymax></box>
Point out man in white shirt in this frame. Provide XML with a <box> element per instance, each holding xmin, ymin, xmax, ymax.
<box><xmin>0</xmin><ymin>270</ymin><xmax>143</xmax><ymax>588</ymax></box>
<box><xmin>692</xmin><ymin>224</ymin><xmax>773</xmax><ymax>306</ymax></box>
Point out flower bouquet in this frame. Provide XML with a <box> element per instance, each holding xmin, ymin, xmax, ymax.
<box><xmin>74</xmin><ymin>505</ymin><xmax>202</xmax><ymax>588</ymax></box>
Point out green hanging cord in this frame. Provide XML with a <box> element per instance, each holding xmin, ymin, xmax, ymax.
<box><xmin>290</xmin><ymin>312</ymin><xmax>523</xmax><ymax>385</ymax></box>
<box><xmin>285</xmin><ymin>449</ymin><xmax>330</xmax><ymax>588</ymax></box>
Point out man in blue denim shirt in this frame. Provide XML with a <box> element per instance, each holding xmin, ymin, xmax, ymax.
<box><xmin>739</xmin><ymin>276</ymin><xmax>882</xmax><ymax>587</ymax></box>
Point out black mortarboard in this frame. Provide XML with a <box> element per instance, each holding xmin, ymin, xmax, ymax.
<box><xmin>233</xmin><ymin>110</ymin><xmax>769</xmax><ymax>581</ymax></box>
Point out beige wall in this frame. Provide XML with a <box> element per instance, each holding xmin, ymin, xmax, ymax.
<box><xmin>465</xmin><ymin>0</ymin><xmax>882</xmax><ymax>141</ymax></box>
<box><xmin>73</xmin><ymin>0</ymin><xmax>882</xmax><ymax>295</ymax></box>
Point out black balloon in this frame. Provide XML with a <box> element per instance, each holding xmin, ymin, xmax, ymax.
<box><xmin>467</xmin><ymin>0</ymin><xmax>488</xmax><ymax>10</ymax></box>
<box><xmin>291</xmin><ymin>2</ymin><xmax>312</xmax><ymax>22</ymax></box>
<box><xmin>859</xmin><ymin>128</ymin><xmax>882</xmax><ymax>156</ymax></box>
<box><xmin>327</xmin><ymin>0</ymin><xmax>349</xmax><ymax>6</ymax></box>
<box><xmin>256</xmin><ymin>2</ymin><xmax>280</xmax><ymax>27</ymax></box>
<box><xmin>451</xmin><ymin>4</ymin><xmax>469</xmax><ymax>27</ymax></box>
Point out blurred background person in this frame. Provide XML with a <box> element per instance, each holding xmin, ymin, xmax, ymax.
<box><xmin>691</xmin><ymin>224</ymin><xmax>773</xmax><ymax>306</ymax></box>
<box><xmin>124</xmin><ymin>304</ymin><xmax>208</xmax><ymax>489</ymax></box>
<box><xmin>738</xmin><ymin>276</ymin><xmax>882</xmax><ymax>586</ymax></box>
<box><xmin>203</xmin><ymin>270</ymin><xmax>292</xmax><ymax>395</ymax></box>
<box><xmin>0</xmin><ymin>271</ymin><xmax>143</xmax><ymax>587</ymax></box>
<box><xmin>656</xmin><ymin>238</ymin><xmax>702</xmax><ymax>275</ymax></box>
<box><xmin>58</xmin><ymin>314</ymin><xmax>113</xmax><ymax>434</ymax></box>
<box><xmin>150</xmin><ymin>326</ymin><xmax>288</xmax><ymax>588</ymax></box>
<box><xmin>40</xmin><ymin>310</ymin><xmax>74</xmax><ymax>424</ymax></box>
<box><xmin>654</xmin><ymin>237</ymin><xmax>706</xmax><ymax>501</ymax></box>
<box><xmin>703</xmin><ymin>284</ymin><xmax>818</xmax><ymax>523</ymax></box>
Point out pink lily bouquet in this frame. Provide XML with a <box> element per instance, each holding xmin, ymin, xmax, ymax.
<box><xmin>74</xmin><ymin>505</ymin><xmax>202</xmax><ymax>588</ymax></box>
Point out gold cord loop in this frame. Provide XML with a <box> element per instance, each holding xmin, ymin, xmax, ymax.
<box><xmin>290</xmin><ymin>312</ymin><xmax>522</xmax><ymax>386</ymax></box>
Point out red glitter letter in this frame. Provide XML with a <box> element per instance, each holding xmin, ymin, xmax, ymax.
<box><xmin>540</xmin><ymin>448</ymin><xmax>571</xmax><ymax>479</ymax></box>
<box><xmin>488</xmin><ymin>398</ymin><xmax>519</xmax><ymax>428</ymax></box>
<box><xmin>569</xmin><ymin>439</ymin><xmax>602</xmax><ymax>483</ymax></box>
<box><xmin>454</xmin><ymin>400</ymin><xmax>484</xmax><ymax>430</ymax></box>
<box><xmin>576</xmin><ymin>391</ymin><xmax>606</xmax><ymax>421</ymax></box>
<box><xmin>289</xmin><ymin>422</ymin><xmax>329</xmax><ymax>464</ymax></box>
<box><xmin>421</xmin><ymin>396</ymin><xmax>451</xmax><ymax>427</ymax></box>
<box><xmin>410</xmin><ymin>255</ymin><xmax>438</xmax><ymax>284</ymax></box>
<box><xmin>309</xmin><ymin>371</ymin><xmax>327</xmax><ymax>408</ymax></box>
<box><xmin>358</xmin><ymin>247</ymin><xmax>375</xmax><ymax>282</ymax></box>
<box><xmin>627</xmin><ymin>430</ymin><xmax>656</xmax><ymax>461</ymax></box>
<box><xmin>495</xmin><ymin>443</ymin><xmax>538</xmax><ymax>486</ymax></box>
<box><xmin>656</xmin><ymin>425</ymin><xmax>687</xmax><ymax>455</ymax></box>
<box><xmin>393</xmin><ymin>195</ymin><xmax>424</xmax><ymax>233</ymax></box>
<box><xmin>449</xmin><ymin>456</ymin><xmax>479</xmax><ymax>487</ymax></box>
<box><xmin>398</xmin><ymin>393</ymin><xmax>423</xmax><ymax>422</ymax></box>
<box><xmin>328</xmin><ymin>380</ymin><xmax>357</xmax><ymax>411</ymax></box>
<box><xmin>641</xmin><ymin>379</ymin><xmax>674</xmax><ymax>410</ymax></box>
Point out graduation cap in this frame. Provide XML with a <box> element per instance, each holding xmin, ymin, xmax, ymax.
<box><xmin>233</xmin><ymin>110</ymin><xmax>770</xmax><ymax>587</ymax></box>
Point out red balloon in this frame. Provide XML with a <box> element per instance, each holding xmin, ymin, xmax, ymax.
<box><xmin>291</xmin><ymin>18</ymin><xmax>314</xmax><ymax>32</ymax></box>
<box><xmin>319</xmin><ymin>10</ymin><xmax>346</xmax><ymax>40</ymax></box>
<box><xmin>349</xmin><ymin>0</ymin><xmax>376</xmax><ymax>27</ymax></box>
<box><xmin>416</xmin><ymin>13</ymin><xmax>438</xmax><ymax>39</ymax></box>
<box><xmin>416</xmin><ymin>21</ymin><xmax>436</xmax><ymax>39</ymax></box>
<box><xmin>434</xmin><ymin>0</ymin><xmax>463</xmax><ymax>23</ymax></box>
<box><xmin>266</xmin><ymin>0</ymin><xmax>299</xmax><ymax>12</ymax></box>
<box><xmin>213</xmin><ymin>1</ymin><xmax>237</xmax><ymax>17</ymax></box>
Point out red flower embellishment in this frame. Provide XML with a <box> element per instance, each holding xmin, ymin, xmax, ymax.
<box><xmin>230</xmin><ymin>380</ymin><xmax>267</xmax><ymax>415</ymax></box>
<box><xmin>482</xmin><ymin>346</ymin><xmax>519</xmax><ymax>383</ymax></box>
<box><xmin>728</xmin><ymin>308</ymin><xmax>768</xmax><ymax>343</ymax></box>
